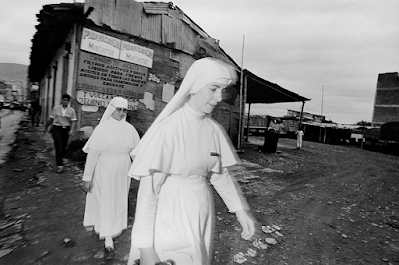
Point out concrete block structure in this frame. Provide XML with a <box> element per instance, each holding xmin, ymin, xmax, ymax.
<box><xmin>372</xmin><ymin>72</ymin><xmax>399</xmax><ymax>126</ymax></box>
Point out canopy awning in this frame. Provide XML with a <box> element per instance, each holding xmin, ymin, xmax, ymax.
<box><xmin>243</xmin><ymin>69</ymin><xmax>309</xmax><ymax>104</ymax></box>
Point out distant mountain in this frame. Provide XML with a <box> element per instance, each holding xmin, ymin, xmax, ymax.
<box><xmin>0</xmin><ymin>63</ymin><xmax>28</xmax><ymax>88</ymax></box>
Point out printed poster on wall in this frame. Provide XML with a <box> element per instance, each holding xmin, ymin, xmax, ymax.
<box><xmin>76</xmin><ymin>90</ymin><xmax>139</xmax><ymax>111</ymax></box>
<box><xmin>120</xmin><ymin>40</ymin><xmax>154</xmax><ymax>68</ymax></box>
<box><xmin>80</xmin><ymin>28</ymin><xmax>121</xmax><ymax>59</ymax></box>
<box><xmin>80</xmin><ymin>28</ymin><xmax>155</xmax><ymax>68</ymax></box>
<box><xmin>77</xmin><ymin>51</ymin><xmax>148</xmax><ymax>99</ymax></box>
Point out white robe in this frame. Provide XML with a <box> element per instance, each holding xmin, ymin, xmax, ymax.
<box><xmin>296</xmin><ymin>130</ymin><xmax>304</xmax><ymax>148</ymax></box>
<box><xmin>128</xmin><ymin>104</ymin><xmax>245</xmax><ymax>265</ymax></box>
<box><xmin>82</xmin><ymin>118</ymin><xmax>140</xmax><ymax>238</ymax></box>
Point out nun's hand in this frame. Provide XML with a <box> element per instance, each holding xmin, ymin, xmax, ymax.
<box><xmin>82</xmin><ymin>181</ymin><xmax>93</xmax><ymax>193</ymax></box>
<box><xmin>139</xmin><ymin>248</ymin><xmax>161</xmax><ymax>265</ymax></box>
<box><xmin>235</xmin><ymin>209</ymin><xmax>258</xmax><ymax>240</ymax></box>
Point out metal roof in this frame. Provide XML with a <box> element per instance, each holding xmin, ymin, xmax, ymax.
<box><xmin>29</xmin><ymin>3</ymin><xmax>85</xmax><ymax>81</ymax></box>
<box><xmin>29</xmin><ymin>1</ymin><xmax>309</xmax><ymax>107</ymax></box>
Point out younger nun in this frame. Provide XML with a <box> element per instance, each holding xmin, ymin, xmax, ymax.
<box><xmin>127</xmin><ymin>58</ymin><xmax>257</xmax><ymax>265</ymax></box>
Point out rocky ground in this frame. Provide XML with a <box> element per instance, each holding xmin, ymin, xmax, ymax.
<box><xmin>1</xmin><ymin>115</ymin><xmax>399</xmax><ymax>264</ymax></box>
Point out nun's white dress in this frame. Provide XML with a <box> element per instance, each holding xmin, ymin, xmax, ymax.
<box><xmin>128</xmin><ymin>103</ymin><xmax>245</xmax><ymax>265</ymax></box>
<box><xmin>82</xmin><ymin>117</ymin><xmax>140</xmax><ymax>238</ymax></box>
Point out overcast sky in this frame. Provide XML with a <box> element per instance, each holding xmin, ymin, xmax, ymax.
<box><xmin>1</xmin><ymin>0</ymin><xmax>398</xmax><ymax>124</ymax></box>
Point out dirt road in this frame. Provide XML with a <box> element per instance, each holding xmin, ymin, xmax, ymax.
<box><xmin>0</xmin><ymin>110</ymin><xmax>24</xmax><ymax>164</ymax></box>
<box><xmin>213</xmin><ymin>137</ymin><xmax>399</xmax><ymax>264</ymax></box>
<box><xmin>1</xmin><ymin>120</ymin><xmax>398</xmax><ymax>264</ymax></box>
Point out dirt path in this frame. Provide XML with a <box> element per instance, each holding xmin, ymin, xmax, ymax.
<box><xmin>212</xmin><ymin>138</ymin><xmax>399</xmax><ymax>264</ymax></box>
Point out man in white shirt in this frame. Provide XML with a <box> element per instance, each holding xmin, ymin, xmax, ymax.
<box><xmin>44</xmin><ymin>94</ymin><xmax>77</xmax><ymax>173</ymax></box>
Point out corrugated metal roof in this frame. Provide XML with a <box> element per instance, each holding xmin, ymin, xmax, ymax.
<box><xmin>140</xmin><ymin>14</ymin><xmax>162</xmax><ymax>43</ymax></box>
<box><xmin>30</xmin><ymin>0</ymin><xmax>309</xmax><ymax>108</ymax></box>
<box><xmin>29</xmin><ymin>3</ymin><xmax>85</xmax><ymax>81</ymax></box>
<box><xmin>142</xmin><ymin>2</ymin><xmax>172</xmax><ymax>14</ymax></box>
<box><xmin>85</xmin><ymin>0</ymin><xmax>217</xmax><ymax>56</ymax></box>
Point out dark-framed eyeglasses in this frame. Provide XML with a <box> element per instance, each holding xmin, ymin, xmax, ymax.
<box><xmin>115</xmin><ymin>107</ymin><xmax>128</xmax><ymax>113</ymax></box>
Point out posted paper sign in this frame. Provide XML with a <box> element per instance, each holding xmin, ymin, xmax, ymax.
<box><xmin>77</xmin><ymin>90</ymin><xmax>139</xmax><ymax>111</ymax></box>
<box><xmin>81</xmin><ymin>28</ymin><xmax>121</xmax><ymax>59</ymax></box>
<box><xmin>120</xmin><ymin>40</ymin><xmax>154</xmax><ymax>68</ymax></box>
<box><xmin>77</xmin><ymin>51</ymin><xmax>148</xmax><ymax>99</ymax></box>
<box><xmin>80</xmin><ymin>28</ymin><xmax>154</xmax><ymax>69</ymax></box>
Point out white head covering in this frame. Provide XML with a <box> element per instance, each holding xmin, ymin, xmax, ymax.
<box><xmin>154</xmin><ymin>58</ymin><xmax>236</xmax><ymax>128</ymax></box>
<box><xmin>82</xmin><ymin>96</ymin><xmax>129</xmax><ymax>153</ymax></box>
<box><xmin>131</xmin><ymin>58</ymin><xmax>237</xmax><ymax>158</ymax></box>
<box><xmin>99</xmin><ymin>96</ymin><xmax>128</xmax><ymax>123</ymax></box>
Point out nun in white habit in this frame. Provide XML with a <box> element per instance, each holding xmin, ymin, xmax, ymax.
<box><xmin>127</xmin><ymin>58</ymin><xmax>257</xmax><ymax>265</ymax></box>
<box><xmin>82</xmin><ymin>97</ymin><xmax>140</xmax><ymax>259</ymax></box>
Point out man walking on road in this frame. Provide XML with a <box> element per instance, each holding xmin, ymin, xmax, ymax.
<box><xmin>44</xmin><ymin>94</ymin><xmax>77</xmax><ymax>173</ymax></box>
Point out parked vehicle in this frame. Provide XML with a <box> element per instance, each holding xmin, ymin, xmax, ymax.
<box><xmin>2</xmin><ymin>102</ymin><xmax>27</xmax><ymax>111</ymax></box>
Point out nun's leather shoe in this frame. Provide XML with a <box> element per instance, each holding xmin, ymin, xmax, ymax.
<box><xmin>56</xmin><ymin>166</ymin><xmax>63</xmax><ymax>173</ymax></box>
<box><xmin>103</xmin><ymin>247</ymin><xmax>115</xmax><ymax>260</ymax></box>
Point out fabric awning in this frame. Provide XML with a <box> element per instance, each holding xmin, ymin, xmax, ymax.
<box><xmin>243</xmin><ymin>69</ymin><xmax>309</xmax><ymax>104</ymax></box>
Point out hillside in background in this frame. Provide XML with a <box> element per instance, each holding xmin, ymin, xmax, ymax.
<box><xmin>0</xmin><ymin>63</ymin><xmax>28</xmax><ymax>88</ymax></box>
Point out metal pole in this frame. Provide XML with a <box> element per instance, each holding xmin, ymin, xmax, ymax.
<box><xmin>299</xmin><ymin>101</ymin><xmax>305</xmax><ymax>126</ymax></box>
<box><xmin>319</xmin><ymin>86</ymin><xmax>324</xmax><ymax>142</ymax></box>
<box><xmin>237</xmin><ymin>35</ymin><xmax>245</xmax><ymax>151</ymax></box>
<box><xmin>321</xmin><ymin>86</ymin><xmax>324</xmax><ymax>119</ymax></box>
<box><xmin>242</xmin><ymin>74</ymin><xmax>248</xmax><ymax>143</ymax></box>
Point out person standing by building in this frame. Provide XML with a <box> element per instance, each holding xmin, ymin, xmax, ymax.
<box><xmin>296</xmin><ymin>126</ymin><xmax>304</xmax><ymax>149</ymax></box>
<box><xmin>82</xmin><ymin>97</ymin><xmax>140</xmax><ymax>260</ymax></box>
<box><xmin>30</xmin><ymin>98</ymin><xmax>41</xmax><ymax>126</ymax></box>
<box><xmin>9</xmin><ymin>101</ymin><xmax>15</xmax><ymax>114</ymax></box>
<box><xmin>127</xmin><ymin>58</ymin><xmax>258</xmax><ymax>265</ymax></box>
<box><xmin>44</xmin><ymin>94</ymin><xmax>77</xmax><ymax>173</ymax></box>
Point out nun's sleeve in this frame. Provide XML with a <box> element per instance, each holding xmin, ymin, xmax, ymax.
<box><xmin>82</xmin><ymin>149</ymin><xmax>101</xmax><ymax>181</ymax></box>
<box><xmin>210</xmin><ymin>167</ymin><xmax>248</xmax><ymax>213</ymax></box>
<box><xmin>131</xmin><ymin>173</ymin><xmax>162</xmax><ymax>248</ymax></box>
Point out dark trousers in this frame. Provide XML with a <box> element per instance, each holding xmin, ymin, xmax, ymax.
<box><xmin>52</xmin><ymin>126</ymin><xmax>70</xmax><ymax>166</ymax></box>
<box><xmin>31</xmin><ymin>110</ymin><xmax>40</xmax><ymax>126</ymax></box>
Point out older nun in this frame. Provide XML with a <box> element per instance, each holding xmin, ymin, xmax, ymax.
<box><xmin>82</xmin><ymin>97</ymin><xmax>140</xmax><ymax>260</ymax></box>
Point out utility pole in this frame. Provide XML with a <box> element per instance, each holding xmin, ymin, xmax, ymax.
<box><xmin>237</xmin><ymin>35</ymin><xmax>245</xmax><ymax>152</ymax></box>
<box><xmin>319</xmin><ymin>86</ymin><xmax>324</xmax><ymax>142</ymax></box>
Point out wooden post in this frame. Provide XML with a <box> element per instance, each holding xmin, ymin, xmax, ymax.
<box><xmin>245</xmin><ymin>102</ymin><xmax>251</xmax><ymax>141</ymax></box>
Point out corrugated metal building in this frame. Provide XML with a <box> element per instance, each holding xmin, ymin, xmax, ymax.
<box><xmin>29</xmin><ymin>0</ymin><xmax>242</xmax><ymax>143</ymax></box>
<box><xmin>29</xmin><ymin>0</ymin><xmax>308</xmax><ymax>146</ymax></box>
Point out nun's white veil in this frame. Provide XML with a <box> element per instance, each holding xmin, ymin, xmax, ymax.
<box><xmin>130</xmin><ymin>57</ymin><xmax>237</xmax><ymax>157</ymax></box>
<box><xmin>99</xmin><ymin>97</ymin><xmax>128</xmax><ymax>123</ymax></box>
<box><xmin>83</xmin><ymin>96</ymin><xmax>128</xmax><ymax>153</ymax></box>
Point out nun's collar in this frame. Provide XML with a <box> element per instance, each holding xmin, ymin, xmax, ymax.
<box><xmin>183</xmin><ymin>103</ymin><xmax>206</xmax><ymax>120</ymax></box>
